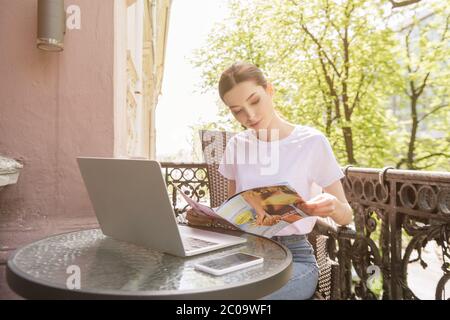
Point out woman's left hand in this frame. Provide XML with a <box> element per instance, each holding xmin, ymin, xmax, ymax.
<box><xmin>298</xmin><ymin>193</ymin><xmax>338</xmax><ymax>218</ymax></box>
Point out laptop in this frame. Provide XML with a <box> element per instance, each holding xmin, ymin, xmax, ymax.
<box><xmin>76</xmin><ymin>157</ymin><xmax>246</xmax><ymax>257</ymax></box>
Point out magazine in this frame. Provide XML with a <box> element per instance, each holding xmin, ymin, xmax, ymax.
<box><xmin>176</xmin><ymin>182</ymin><xmax>318</xmax><ymax>238</ymax></box>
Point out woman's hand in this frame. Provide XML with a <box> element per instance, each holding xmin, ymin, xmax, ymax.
<box><xmin>298</xmin><ymin>193</ymin><xmax>338</xmax><ymax>218</ymax></box>
<box><xmin>255</xmin><ymin>210</ymin><xmax>281</xmax><ymax>226</ymax></box>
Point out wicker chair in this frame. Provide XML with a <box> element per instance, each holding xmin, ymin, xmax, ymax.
<box><xmin>199</xmin><ymin>129</ymin><xmax>340</xmax><ymax>300</ymax></box>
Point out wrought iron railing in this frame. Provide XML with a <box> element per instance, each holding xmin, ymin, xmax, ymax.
<box><xmin>337</xmin><ymin>166</ymin><xmax>450</xmax><ymax>300</ymax></box>
<box><xmin>161</xmin><ymin>162</ymin><xmax>209</xmax><ymax>215</ymax></box>
<box><xmin>160</xmin><ymin>162</ymin><xmax>450</xmax><ymax>300</ymax></box>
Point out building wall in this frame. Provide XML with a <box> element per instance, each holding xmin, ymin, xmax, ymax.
<box><xmin>0</xmin><ymin>0</ymin><xmax>115</xmax><ymax>223</ymax></box>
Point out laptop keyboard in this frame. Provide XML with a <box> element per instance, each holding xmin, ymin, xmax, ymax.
<box><xmin>182</xmin><ymin>236</ymin><xmax>219</xmax><ymax>251</ymax></box>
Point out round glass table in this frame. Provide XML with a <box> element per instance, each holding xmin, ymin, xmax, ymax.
<box><xmin>6</xmin><ymin>228</ymin><xmax>292</xmax><ymax>299</ymax></box>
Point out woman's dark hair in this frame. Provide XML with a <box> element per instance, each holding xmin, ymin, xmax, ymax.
<box><xmin>218</xmin><ymin>62</ymin><xmax>267</xmax><ymax>102</ymax></box>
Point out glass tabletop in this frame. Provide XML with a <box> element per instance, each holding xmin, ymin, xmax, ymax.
<box><xmin>7</xmin><ymin>228</ymin><xmax>292</xmax><ymax>299</ymax></box>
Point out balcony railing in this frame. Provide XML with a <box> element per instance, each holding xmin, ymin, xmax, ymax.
<box><xmin>160</xmin><ymin>162</ymin><xmax>450</xmax><ymax>300</ymax></box>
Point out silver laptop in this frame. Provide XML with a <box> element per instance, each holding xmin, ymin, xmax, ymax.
<box><xmin>77</xmin><ymin>157</ymin><xmax>246</xmax><ymax>257</ymax></box>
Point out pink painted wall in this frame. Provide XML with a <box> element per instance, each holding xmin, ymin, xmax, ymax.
<box><xmin>0</xmin><ymin>0</ymin><xmax>114</xmax><ymax>225</ymax></box>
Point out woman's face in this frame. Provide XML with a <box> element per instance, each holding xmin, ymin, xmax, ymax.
<box><xmin>222</xmin><ymin>81</ymin><xmax>275</xmax><ymax>130</ymax></box>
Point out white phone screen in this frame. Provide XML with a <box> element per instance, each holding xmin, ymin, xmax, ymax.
<box><xmin>198</xmin><ymin>253</ymin><xmax>262</xmax><ymax>270</ymax></box>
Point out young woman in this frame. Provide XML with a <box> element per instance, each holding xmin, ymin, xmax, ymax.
<box><xmin>188</xmin><ymin>62</ymin><xmax>353</xmax><ymax>300</ymax></box>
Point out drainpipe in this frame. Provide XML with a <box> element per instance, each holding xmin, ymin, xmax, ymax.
<box><xmin>37</xmin><ymin>0</ymin><xmax>65</xmax><ymax>52</ymax></box>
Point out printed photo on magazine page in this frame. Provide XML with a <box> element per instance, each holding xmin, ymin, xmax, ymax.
<box><xmin>176</xmin><ymin>183</ymin><xmax>318</xmax><ymax>238</ymax></box>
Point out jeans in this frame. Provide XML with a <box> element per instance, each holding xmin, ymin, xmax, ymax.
<box><xmin>261</xmin><ymin>234</ymin><xmax>319</xmax><ymax>300</ymax></box>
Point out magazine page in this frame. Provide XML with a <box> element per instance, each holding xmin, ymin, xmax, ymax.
<box><xmin>175</xmin><ymin>183</ymin><xmax>317</xmax><ymax>238</ymax></box>
<box><xmin>175</xmin><ymin>185</ymin><xmax>217</xmax><ymax>218</ymax></box>
<box><xmin>215</xmin><ymin>183</ymin><xmax>318</xmax><ymax>238</ymax></box>
<box><xmin>174</xmin><ymin>185</ymin><xmax>236</xmax><ymax>229</ymax></box>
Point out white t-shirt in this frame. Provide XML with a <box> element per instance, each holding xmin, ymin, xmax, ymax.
<box><xmin>218</xmin><ymin>124</ymin><xmax>345</xmax><ymax>201</ymax></box>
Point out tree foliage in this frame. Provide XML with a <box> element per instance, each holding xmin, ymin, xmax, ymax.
<box><xmin>191</xmin><ymin>0</ymin><xmax>449</xmax><ymax>170</ymax></box>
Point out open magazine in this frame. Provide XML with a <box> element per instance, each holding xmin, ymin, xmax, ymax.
<box><xmin>176</xmin><ymin>182</ymin><xmax>318</xmax><ymax>238</ymax></box>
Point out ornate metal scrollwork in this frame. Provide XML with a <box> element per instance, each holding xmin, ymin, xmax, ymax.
<box><xmin>400</xmin><ymin>221</ymin><xmax>450</xmax><ymax>300</ymax></box>
<box><xmin>344</xmin><ymin>203</ymin><xmax>386</xmax><ymax>299</ymax></box>
<box><xmin>341</xmin><ymin>167</ymin><xmax>450</xmax><ymax>300</ymax></box>
<box><xmin>161</xmin><ymin>162</ymin><xmax>209</xmax><ymax>216</ymax></box>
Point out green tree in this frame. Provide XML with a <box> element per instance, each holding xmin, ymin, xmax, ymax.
<box><xmin>390</xmin><ymin>2</ymin><xmax>450</xmax><ymax>170</ymax></box>
<box><xmin>271</xmin><ymin>0</ymin><xmax>403</xmax><ymax>167</ymax></box>
<box><xmin>192</xmin><ymin>0</ymin><xmax>401</xmax><ymax>167</ymax></box>
<box><xmin>191</xmin><ymin>0</ymin><xmax>449</xmax><ymax>170</ymax></box>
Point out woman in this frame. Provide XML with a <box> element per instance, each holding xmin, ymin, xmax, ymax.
<box><xmin>188</xmin><ymin>62</ymin><xmax>353</xmax><ymax>299</ymax></box>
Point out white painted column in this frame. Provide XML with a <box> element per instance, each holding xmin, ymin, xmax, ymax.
<box><xmin>113</xmin><ymin>0</ymin><xmax>128</xmax><ymax>157</ymax></box>
<box><xmin>134</xmin><ymin>0</ymin><xmax>145</xmax><ymax>157</ymax></box>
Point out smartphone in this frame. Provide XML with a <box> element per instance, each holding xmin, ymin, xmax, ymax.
<box><xmin>194</xmin><ymin>252</ymin><xmax>264</xmax><ymax>276</ymax></box>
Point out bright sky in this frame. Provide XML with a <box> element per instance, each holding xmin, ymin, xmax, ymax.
<box><xmin>155</xmin><ymin>0</ymin><xmax>230</xmax><ymax>160</ymax></box>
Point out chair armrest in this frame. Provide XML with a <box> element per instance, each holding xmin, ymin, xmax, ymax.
<box><xmin>314</xmin><ymin>218</ymin><xmax>338</xmax><ymax>237</ymax></box>
<box><xmin>336</xmin><ymin>225</ymin><xmax>357</xmax><ymax>239</ymax></box>
<box><xmin>315</xmin><ymin>219</ymin><xmax>357</xmax><ymax>239</ymax></box>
